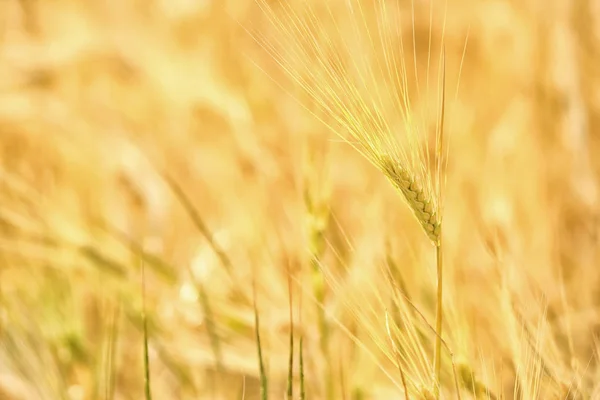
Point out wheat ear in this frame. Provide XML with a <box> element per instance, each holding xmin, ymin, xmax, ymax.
<box><xmin>380</xmin><ymin>156</ymin><xmax>441</xmax><ymax>245</ymax></box>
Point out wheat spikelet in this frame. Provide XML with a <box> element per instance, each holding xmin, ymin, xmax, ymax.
<box><xmin>380</xmin><ymin>155</ymin><xmax>440</xmax><ymax>244</ymax></box>
<box><xmin>246</xmin><ymin>0</ymin><xmax>450</xmax><ymax>245</ymax></box>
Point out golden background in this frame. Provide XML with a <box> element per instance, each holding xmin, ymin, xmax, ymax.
<box><xmin>0</xmin><ymin>0</ymin><xmax>599</xmax><ymax>398</ymax></box>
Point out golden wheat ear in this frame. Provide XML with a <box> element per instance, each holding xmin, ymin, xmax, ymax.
<box><xmin>380</xmin><ymin>156</ymin><xmax>441</xmax><ymax>245</ymax></box>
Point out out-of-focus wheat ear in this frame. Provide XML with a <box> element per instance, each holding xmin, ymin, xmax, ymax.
<box><xmin>253</xmin><ymin>279</ymin><xmax>268</xmax><ymax>400</ymax></box>
<box><xmin>141</xmin><ymin>259</ymin><xmax>152</xmax><ymax>400</ymax></box>
<box><xmin>380</xmin><ymin>157</ymin><xmax>440</xmax><ymax>246</ymax></box>
<box><xmin>303</xmin><ymin>166</ymin><xmax>333</xmax><ymax>399</ymax></box>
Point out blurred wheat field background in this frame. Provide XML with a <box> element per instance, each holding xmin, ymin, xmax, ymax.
<box><xmin>1</xmin><ymin>0</ymin><xmax>600</xmax><ymax>399</ymax></box>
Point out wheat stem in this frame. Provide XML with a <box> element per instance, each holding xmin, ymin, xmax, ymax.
<box><xmin>433</xmin><ymin>238</ymin><xmax>443</xmax><ymax>399</ymax></box>
<box><xmin>141</xmin><ymin>259</ymin><xmax>152</xmax><ymax>400</ymax></box>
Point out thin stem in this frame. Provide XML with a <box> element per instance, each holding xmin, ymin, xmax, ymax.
<box><xmin>433</xmin><ymin>237</ymin><xmax>443</xmax><ymax>399</ymax></box>
<box><xmin>286</xmin><ymin>265</ymin><xmax>294</xmax><ymax>400</ymax></box>
<box><xmin>299</xmin><ymin>336</ymin><xmax>305</xmax><ymax>400</ymax></box>
<box><xmin>253</xmin><ymin>279</ymin><xmax>268</xmax><ymax>400</ymax></box>
<box><xmin>142</xmin><ymin>259</ymin><xmax>152</xmax><ymax>400</ymax></box>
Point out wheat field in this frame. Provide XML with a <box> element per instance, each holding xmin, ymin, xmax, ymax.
<box><xmin>1</xmin><ymin>0</ymin><xmax>600</xmax><ymax>399</ymax></box>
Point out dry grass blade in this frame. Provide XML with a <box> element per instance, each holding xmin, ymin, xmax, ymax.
<box><xmin>385</xmin><ymin>310</ymin><xmax>410</xmax><ymax>400</ymax></box>
<box><xmin>105</xmin><ymin>304</ymin><xmax>120</xmax><ymax>400</ymax></box>
<box><xmin>286</xmin><ymin>264</ymin><xmax>295</xmax><ymax>399</ymax></box>
<box><xmin>299</xmin><ymin>273</ymin><xmax>306</xmax><ymax>400</ymax></box>
<box><xmin>253</xmin><ymin>279</ymin><xmax>268</xmax><ymax>400</ymax></box>
<box><xmin>141</xmin><ymin>258</ymin><xmax>152</xmax><ymax>400</ymax></box>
